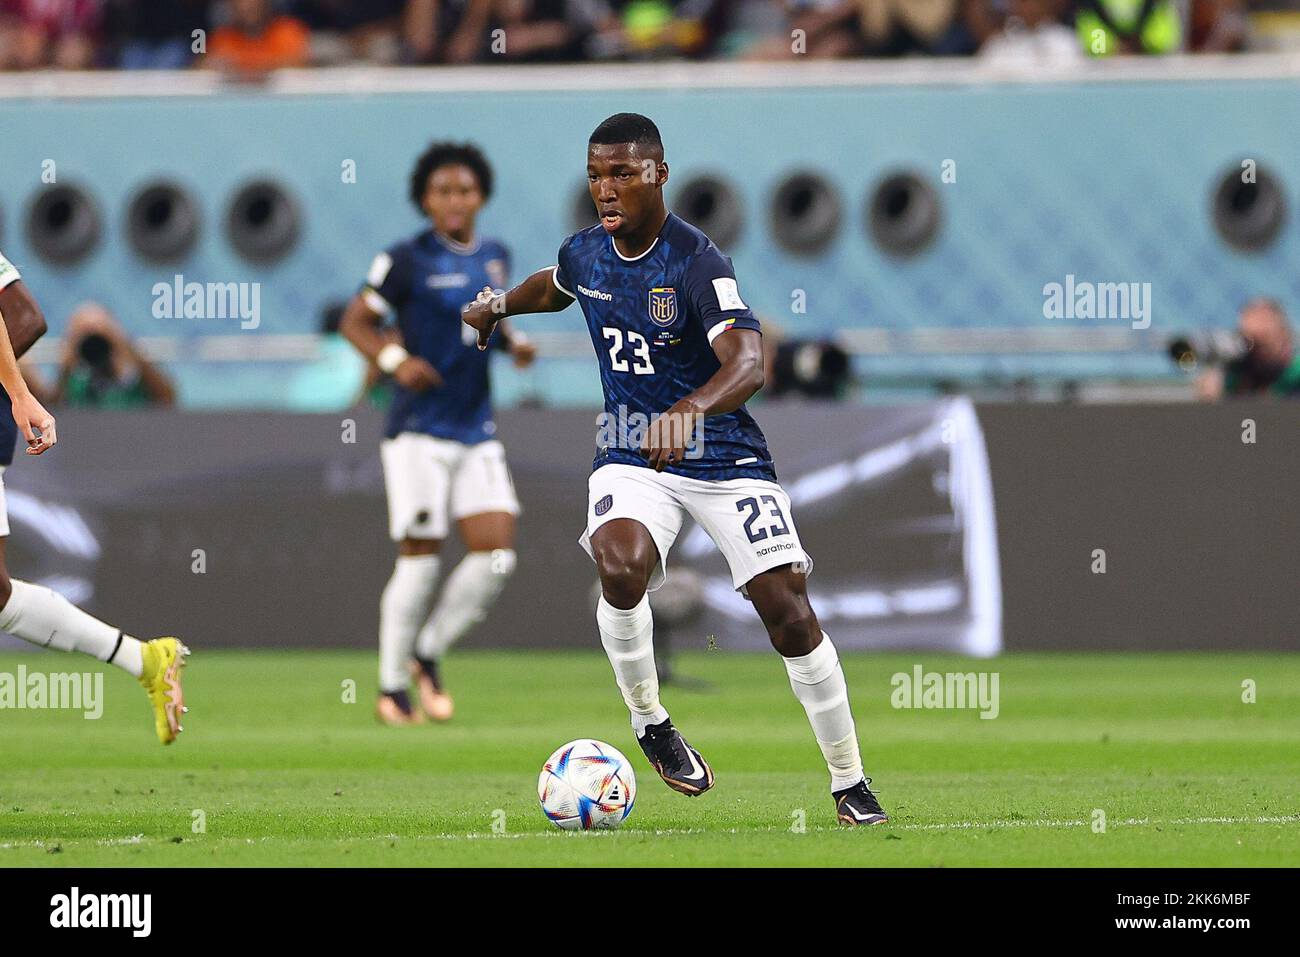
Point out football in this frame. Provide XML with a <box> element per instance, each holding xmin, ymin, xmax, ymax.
<box><xmin>537</xmin><ymin>739</ymin><xmax>636</xmax><ymax>830</ymax></box>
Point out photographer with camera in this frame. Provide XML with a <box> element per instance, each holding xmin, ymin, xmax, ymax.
<box><xmin>1181</xmin><ymin>298</ymin><xmax>1300</xmax><ymax>401</ymax></box>
<box><xmin>53</xmin><ymin>302</ymin><xmax>175</xmax><ymax>409</ymax></box>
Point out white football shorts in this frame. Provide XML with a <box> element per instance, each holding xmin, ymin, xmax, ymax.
<box><xmin>578</xmin><ymin>463</ymin><xmax>811</xmax><ymax>593</ymax></box>
<box><xmin>380</xmin><ymin>433</ymin><xmax>520</xmax><ymax>541</ymax></box>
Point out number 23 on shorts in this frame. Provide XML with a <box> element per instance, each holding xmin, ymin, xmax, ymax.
<box><xmin>736</xmin><ymin>494</ymin><xmax>790</xmax><ymax>544</ymax></box>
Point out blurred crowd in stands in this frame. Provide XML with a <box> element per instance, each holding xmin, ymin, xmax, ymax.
<box><xmin>1</xmin><ymin>0</ymin><xmax>1298</xmax><ymax>72</ymax></box>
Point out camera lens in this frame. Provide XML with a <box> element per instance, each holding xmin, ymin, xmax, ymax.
<box><xmin>79</xmin><ymin>332</ymin><xmax>113</xmax><ymax>368</ymax></box>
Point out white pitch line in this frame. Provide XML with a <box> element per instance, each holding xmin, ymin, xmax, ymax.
<box><xmin>1</xmin><ymin>816</ymin><xmax>1294</xmax><ymax>850</ymax></box>
<box><xmin>894</xmin><ymin>815</ymin><xmax>1300</xmax><ymax>832</ymax></box>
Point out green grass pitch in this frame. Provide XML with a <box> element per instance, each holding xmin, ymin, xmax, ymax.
<box><xmin>1</xmin><ymin>649</ymin><xmax>1297</xmax><ymax>867</ymax></box>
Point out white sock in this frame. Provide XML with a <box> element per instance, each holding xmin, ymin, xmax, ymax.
<box><xmin>0</xmin><ymin>579</ymin><xmax>144</xmax><ymax>677</ymax></box>
<box><xmin>597</xmin><ymin>594</ymin><xmax>667</xmax><ymax>737</ymax></box>
<box><xmin>416</xmin><ymin>549</ymin><xmax>515</xmax><ymax>661</ymax></box>
<box><xmin>782</xmin><ymin>633</ymin><xmax>864</xmax><ymax>792</ymax></box>
<box><xmin>378</xmin><ymin>554</ymin><xmax>441</xmax><ymax>693</ymax></box>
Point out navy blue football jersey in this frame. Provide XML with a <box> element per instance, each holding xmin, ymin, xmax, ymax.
<box><xmin>362</xmin><ymin>230</ymin><xmax>510</xmax><ymax>445</ymax></box>
<box><xmin>554</xmin><ymin>213</ymin><xmax>774</xmax><ymax>482</ymax></box>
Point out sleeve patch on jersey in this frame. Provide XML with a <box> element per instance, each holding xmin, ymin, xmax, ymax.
<box><xmin>711</xmin><ymin>277</ymin><xmax>747</xmax><ymax>311</ymax></box>
<box><xmin>706</xmin><ymin>317</ymin><xmax>737</xmax><ymax>344</ymax></box>
<box><xmin>367</xmin><ymin>252</ymin><xmax>393</xmax><ymax>288</ymax></box>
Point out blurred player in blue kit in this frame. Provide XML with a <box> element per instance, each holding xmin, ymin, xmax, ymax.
<box><xmin>462</xmin><ymin>114</ymin><xmax>887</xmax><ymax>825</ymax></box>
<box><xmin>342</xmin><ymin>142</ymin><xmax>537</xmax><ymax>725</ymax></box>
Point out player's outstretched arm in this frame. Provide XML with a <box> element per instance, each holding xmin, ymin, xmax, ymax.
<box><xmin>642</xmin><ymin>328</ymin><xmax>765</xmax><ymax>471</ymax></box>
<box><xmin>462</xmin><ymin>267</ymin><xmax>573</xmax><ymax>351</ymax></box>
<box><xmin>0</xmin><ymin>304</ymin><xmax>55</xmax><ymax>455</ymax></box>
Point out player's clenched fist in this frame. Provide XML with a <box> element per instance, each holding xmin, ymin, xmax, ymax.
<box><xmin>12</xmin><ymin>391</ymin><xmax>56</xmax><ymax>455</ymax></box>
<box><xmin>462</xmin><ymin>285</ymin><xmax>503</xmax><ymax>351</ymax></box>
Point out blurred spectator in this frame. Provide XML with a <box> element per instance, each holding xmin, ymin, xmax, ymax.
<box><xmin>292</xmin><ymin>0</ymin><xmax>404</xmax><ymax>64</ymax></box>
<box><xmin>404</xmin><ymin>0</ymin><xmax>728</xmax><ymax>64</ymax></box>
<box><xmin>103</xmin><ymin>0</ymin><xmax>207</xmax><ymax>69</ymax></box>
<box><xmin>717</xmin><ymin>0</ymin><xmax>786</xmax><ymax>56</ymax></box>
<box><xmin>1188</xmin><ymin>0</ymin><xmax>1248</xmax><ymax>50</ymax></box>
<box><xmin>404</xmin><ymin>0</ymin><xmax>492</xmax><ymax>63</ymax></box>
<box><xmin>748</xmin><ymin>0</ymin><xmax>976</xmax><ymax>59</ymax></box>
<box><xmin>486</xmin><ymin>0</ymin><xmax>598</xmax><ymax>62</ymax></box>
<box><xmin>769</xmin><ymin>0</ymin><xmax>863</xmax><ymax>57</ymax></box>
<box><xmin>1075</xmin><ymin>0</ymin><xmax>1184</xmax><ymax>55</ymax></box>
<box><xmin>53</xmin><ymin>302</ymin><xmax>175</xmax><ymax>408</ymax></box>
<box><xmin>1196</xmin><ymin>298</ymin><xmax>1300</xmax><ymax>399</ymax></box>
<box><xmin>857</xmin><ymin>0</ymin><xmax>976</xmax><ymax>55</ymax></box>
<box><xmin>204</xmin><ymin>0</ymin><xmax>309</xmax><ymax>73</ymax></box>
<box><xmin>0</xmin><ymin>0</ymin><xmax>101</xmax><ymax>70</ymax></box>
<box><xmin>587</xmin><ymin>0</ymin><xmax>727</xmax><ymax>59</ymax></box>
<box><xmin>979</xmin><ymin>0</ymin><xmax>1082</xmax><ymax>65</ymax></box>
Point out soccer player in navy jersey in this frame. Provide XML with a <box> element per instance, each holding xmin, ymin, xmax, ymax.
<box><xmin>0</xmin><ymin>249</ymin><xmax>189</xmax><ymax>745</ymax></box>
<box><xmin>462</xmin><ymin>114</ymin><xmax>887</xmax><ymax>825</ymax></box>
<box><xmin>342</xmin><ymin>142</ymin><xmax>537</xmax><ymax>725</ymax></box>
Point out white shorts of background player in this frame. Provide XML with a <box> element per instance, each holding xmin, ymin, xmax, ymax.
<box><xmin>380</xmin><ymin>433</ymin><xmax>520</xmax><ymax>542</ymax></box>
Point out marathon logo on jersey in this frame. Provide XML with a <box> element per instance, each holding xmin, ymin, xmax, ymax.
<box><xmin>49</xmin><ymin>887</ymin><xmax>152</xmax><ymax>937</ymax></box>
<box><xmin>578</xmin><ymin>284</ymin><xmax>613</xmax><ymax>302</ymax></box>
<box><xmin>648</xmin><ymin>287</ymin><xmax>678</xmax><ymax>327</ymax></box>
<box><xmin>595</xmin><ymin>494</ymin><xmax>613</xmax><ymax>516</ymax></box>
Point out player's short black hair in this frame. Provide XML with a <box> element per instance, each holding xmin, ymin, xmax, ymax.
<box><xmin>409</xmin><ymin>141</ymin><xmax>493</xmax><ymax>212</ymax></box>
<box><xmin>589</xmin><ymin>113</ymin><xmax>663</xmax><ymax>153</ymax></box>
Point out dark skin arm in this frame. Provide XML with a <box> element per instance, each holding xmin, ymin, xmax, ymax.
<box><xmin>339</xmin><ymin>293</ymin><xmax>443</xmax><ymax>391</ymax></box>
<box><xmin>0</xmin><ymin>281</ymin><xmax>49</xmax><ymax>360</ymax></box>
<box><xmin>642</xmin><ymin>328</ymin><xmax>764</xmax><ymax>471</ymax></box>
<box><xmin>465</xmin><ymin>272</ymin><xmax>763</xmax><ymax>470</ymax></box>
<box><xmin>461</xmin><ymin>267</ymin><xmax>573</xmax><ymax>350</ymax></box>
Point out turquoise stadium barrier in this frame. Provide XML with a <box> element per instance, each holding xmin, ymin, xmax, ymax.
<box><xmin>0</xmin><ymin>64</ymin><xmax>1295</xmax><ymax>407</ymax></box>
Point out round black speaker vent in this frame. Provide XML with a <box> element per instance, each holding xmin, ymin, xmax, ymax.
<box><xmin>26</xmin><ymin>183</ymin><xmax>102</xmax><ymax>265</ymax></box>
<box><xmin>674</xmin><ymin>175</ymin><xmax>744</xmax><ymax>250</ymax></box>
<box><xmin>770</xmin><ymin>172</ymin><xmax>840</xmax><ymax>256</ymax></box>
<box><xmin>1212</xmin><ymin>163</ymin><xmax>1286</xmax><ymax>253</ymax></box>
<box><xmin>867</xmin><ymin>171</ymin><xmax>942</xmax><ymax>258</ymax></box>
<box><xmin>226</xmin><ymin>179</ymin><xmax>301</xmax><ymax>264</ymax></box>
<box><xmin>127</xmin><ymin>180</ymin><xmax>200</xmax><ymax>263</ymax></box>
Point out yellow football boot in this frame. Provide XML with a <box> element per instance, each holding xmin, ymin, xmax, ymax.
<box><xmin>138</xmin><ymin>637</ymin><xmax>190</xmax><ymax>744</ymax></box>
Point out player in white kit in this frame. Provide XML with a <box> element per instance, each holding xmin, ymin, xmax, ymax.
<box><xmin>0</xmin><ymin>249</ymin><xmax>188</xmax><ymax>744</ymax></box>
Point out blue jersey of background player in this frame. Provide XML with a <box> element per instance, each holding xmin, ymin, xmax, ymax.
<box><xmin>342</xmin><ymin>142</ymin><xmax>535</xmax><ymax>727</ymax></box>
<box><xmin>554</xmin><ymin>211</ymin><xmax>776</xmax><ymax>483</ymax></box>
<box><xmin>463</xmin><ymin>114</ymin><xmax>888</xmax><ymax>827</ymax></box>
<box><xmin>363</xmin><ymin>219</ymin><xmax>510</xmax><ymax>444</ymax></box>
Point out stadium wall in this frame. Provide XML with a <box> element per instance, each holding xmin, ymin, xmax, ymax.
<box><xmin>0</xmin><ymin>401</ymin><xmax>1294</xmax><ymax>655</ymax></box>
<box><xmin>1</xmin><ymin>62</ymin><xmax>1297</xmax><ymax>406</ymax></box>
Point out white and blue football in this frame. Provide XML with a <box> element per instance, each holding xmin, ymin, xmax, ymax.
<box><xmin>538</xmin><ymin>739</ymin><xmax>636</xmax><ymax>831</ymax></box>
